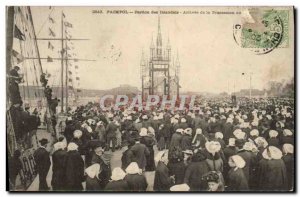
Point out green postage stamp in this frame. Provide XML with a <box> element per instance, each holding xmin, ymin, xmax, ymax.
<box><xmin>233</xmin><ymin>8</ymin><xmax>290</xmax><ymax>54</ymax></box>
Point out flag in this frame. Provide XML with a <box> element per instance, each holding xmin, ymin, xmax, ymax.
<box><xmin>47</xmin><ymin>56</ymin><xmax>53</xmax><ymax>62</ymax></box>
<box><xmin>242</xmin><ymin>73</ymin><xmax>245</xmax><ymax>75</ymax></box>
<box><xmin>62</xmin><ymin>12</ymin><xmax>66</xmax><ymax>18</ymax></box>
<box><xmin>64</xmin><ymin>21</ymin><xmax>73</xmax><ymax>28</ymax></box>
<box><xmin>14</xmin><ymin>25</ymin><xmax>25</xmax><ymax>40</ymax></box>
<box><xmin>76</xmin><ymin>77</ymin><xmax>80</xmax><ymax>80</ymax></box>
<box><xmin>49</xmin><ymin>16</ymin><xmax>55</xmax><ymax>23</ymax></box>
<box><xmin>69</xmin><ymin>78</ymin><xmax>72</xmax><ymax>82</ymax></box>
<box><xmin>68</xmin><ymin>71</ymin><xmax>72</xmax><ymax>75</ymax></box>
<box><xmin>12</xmin><ymin>50</ymin><xmax>24</xmax><ymax>63</ymax></box>
<box><xmin>49</xmin><ymin>28</ymin><xmax>56</xmax><ymax>37</ymax></box>
<box><xmin>48</xmin><ymin>41</ymin><xmax>54</xmax><ymax>50</ymax></box>
<box><xmin>77</xmin><ymin>89</ymin><xmax>81</xmax><ymax>92</ymax></box>
<box><xmin>75</xmin><ymin>65</ymin><xmax>79</xmax><ymax>69</ymax></box>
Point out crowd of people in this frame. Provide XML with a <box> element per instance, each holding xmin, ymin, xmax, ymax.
<box><xmin>28</xmin><ymin>97</ymin><xmax>295</xmax><ymax>192</ymax></box>
<box><xmin>8</xmin><ymin>95</ymin><xmax>295</xmax><ymax>192</ymax></box>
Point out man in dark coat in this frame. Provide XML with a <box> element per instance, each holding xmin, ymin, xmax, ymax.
<box><xmin>105</xmin><ymin>117</ymin><xmax>118</xmax><ymax>152</ymax></box>
<box><xmin>51</xmin><ymin>141</ymin><xmax>67</xmax><ymax>191</ymax></box>
<box><xmin>121</xmin><ymin>139</ymin><xmax>135</xmax><ymax>170</ymax></box>
<box><xmin>9</xmin><ymin>150</ymin><xmax>22</xmax><ymax>190</ymax></box>
<box><xmin>130</xmin><ymin>137</ymin><xmax>150</xmax><ymax>170</ymax></box>
<box><xmin>181</xmin><ymin>128</ymin><xmax>192</xmax><ymax>150</ymax></box>
<box><xmin>140</xmin><ymin>134</ymin><xmax>156</xmax><ymax>171</ymax></box>
<box><xmin>34</xmin><ymin>138</ymin><xmax>51</xmax><ymax>191</ymax></box>
<box><xmin>169</xmin><ymin>129</ymin><xmax>183</xmax><ymax>153</ymax></box>
<box><xmin>184</xmin><ymin>150</ymin><xmax>209</xmax><ymax>191</ymax></box>
<box><xmin>154</xmin><ymin>152</ymin><xmax>174</xmax><ymax>191</ymax></box>
<box><xmin>64</xmin><ymin>142</ymin><xmax>85</xmax><ymax>191</ymax></box>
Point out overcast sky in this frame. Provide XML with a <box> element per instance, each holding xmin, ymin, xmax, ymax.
<box><xmin>30</xmin><ymin>6</ymin><xmax>294</xmax><ymax>93</ymax></box>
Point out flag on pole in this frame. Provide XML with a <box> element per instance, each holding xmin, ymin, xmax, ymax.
<box><xmin>48</xmin><ymin>41</ymin><xmax>54</xmax><ymax>50</ymax></box>
<box><xmin>14</xmin><ymin>25</ymin><xmax>25</xmax><ymax>40</ymax></box>
<box><xmin>49</xmin><ymin>28</ymin><xmax>56</xmax><ymax>37</ymax></box>
<box><xmin>12</xmin><ymin>50</ymin><xmax>24</xmax><ymax>63</ymax></box>
<box><xmin>64</xmin><ymin>21</ymin><xmax>73</xmax><ymax>28</ymax></box>
<box><xmin>49</xmin><ymin>16</ymin><xmax>55</xmax><ymax>23</ymax></box>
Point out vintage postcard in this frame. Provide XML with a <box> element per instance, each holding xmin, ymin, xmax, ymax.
<box><xmin>6</xmin><ymin>6</ymin><xmax>294</xmax><ymax>192</ymax></box>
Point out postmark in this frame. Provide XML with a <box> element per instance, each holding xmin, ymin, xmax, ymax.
<box><xmin>233</xmin><ymin>8</ymin><xmax>289</xmax><ymax>55</ymax></box>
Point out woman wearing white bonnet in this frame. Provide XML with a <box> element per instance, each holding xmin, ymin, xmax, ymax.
<box><xmin>257</xmin><ymin>146</ymin><xmax>288</xmax><ymax>191</ymax></box>
<box><xmin>170</xmin><ymin>183</ymin><xmax>190</xmax><ymax>191</ymax></box>
<box><xmin>227</xmin><ymin>155</ymin><xmax>249</xmax><ymax>191</ymax></box>
<box><xmin>64</xmin><ymin>142</ymin><xmax>85</xmax><ymax>191</ymax></box>
<box><xmin>282</xmin><ymin>129</ymin><xmax>294</xmax><ymax>145</ymax></box>
<box><xmin>105</xmin><ymin>167</ymin><xmax>129</xmax><ymax>191</ymax></box>
<box><xmin>85</xmin><ymin>163</ymin><xmax>102</xmax><ymax>190</ymax></box>
<box><xmin>267</xmin><ymin>130</ymin><xmax>280</xmax><ymax>148</ymax></box>
<box><xmin>51</xmin><ymin>139</ymin><xmax>68</xmax><ymax>190</ymax></box>
<box><xmin>124</xmin><ymin>162</ymin><xmax>148</xmax><ymax>191</ymax></box>
<box><xmin>282</xmin><ymin>144</ymin><xmax>294</xmax><ymax>190</ymax></box>
<box><xmin>205</xmin><ymin>141</ymin><xmax>223</xmax><ymax>172</ymax></box>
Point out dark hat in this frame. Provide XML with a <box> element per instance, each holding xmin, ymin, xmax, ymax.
<box><xmin>202</xmin><ymin>171</ymin><xmax>220</xmax><ymax>183</ymax></box>
<box><xmin>14</xmin><ymin>66</ymin><xmax>20</xmax><ymax>70</ymax></box>
<box><xmin>39</xmin><ymin>138</ymin><xmax>49</xmax><ymax>146</ymax></box>
<box><xmin>235</xmin><ymin>139</ymin><xmax>245</xmax><ymax>148</ymax></box>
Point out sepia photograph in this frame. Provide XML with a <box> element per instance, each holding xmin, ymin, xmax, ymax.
<box><xmin>6</xmin><ymin>6</ymin><xmax>295</xmax><ymax>192</ymax></box>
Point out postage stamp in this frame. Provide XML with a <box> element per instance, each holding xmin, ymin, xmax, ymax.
<box><xmin>233</xmin><ymin>8</ymin><xmax>289</xmax><ymax>54</ymax></box>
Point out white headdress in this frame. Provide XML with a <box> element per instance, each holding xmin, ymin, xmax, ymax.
<box><xmin>73</xmin><ymin>130</ymin><xmax>83</xmax><ymax>138</ymax></box>
<box><xmin>231</xmin><ymin>155</ymin><xmax>246</xmax><ymax>169</ymax></box>
<box><xmin>262</xmin><ymin>146</ymin><xmax>282</xmax><ymax>160</ymax></box>
<box><xmin>250</xmin><ymin>129</ymin><xmax>259</xmax><ymax>137</ymax></box>
<box><xmin>139</xmin><ymin>127</ymin><xmax>148</xmax><ymax>137</ymax></box>
<box><xmin>67</xmin><ymin>142</ymin><xmax>78</xmax><ymax>151</ymax></box>
<box><xmin>170</xmin><ymin>183</ymin><xmax>190</xmax><ymax>191</ymax></box>
<box><xmin>85</xmin><ymin>164</ymin><xmax>100</xmax><ymax>179</ymax></box>
<box><xmin>283</xmin><ymin>129</ymin><xmax>293</xmax><ymax>136</ymax></box>
<box><xmin>111</xmin><ymin>167</ymin><xmax>126</xmax><ymax>181</ymax></box>
<box><xmin>125</xmin><ymin>162</ymin><xmax>142</xmax><ymax>175</ymax></box>
<box><xmin>215</xmin><ymin>132</ymin><xmax>223</xmax><ymax>139</ymax></box>
<box><xmin>282</xmin><ymin>143</ymin><xmax>294</xmax><ymax>154</ymax></box>
<box><xmin>269</xmin><ymin>130</ymin><xmax>278</xmax><ymax>138</ymax></box>
<box><xmin>53</xmin><ymin>141</ymin><xmax>66</xmax><ymax>151</ymax></box>
<box><xmin>205</xmin><ymin>141</ymin><xmax>221</xmax><ymax>155</ymax></box>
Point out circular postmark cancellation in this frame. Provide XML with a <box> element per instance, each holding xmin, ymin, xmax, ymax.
<box><xmin>233</xmin><ymin>9</ymin><xmax>289</xmax><ymax>55</ymax></box>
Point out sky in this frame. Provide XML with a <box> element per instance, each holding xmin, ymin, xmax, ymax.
<box><xmin>30</xmin><ymin>6</ymin><xmax>294</xmax><ymax>93</ymax></box>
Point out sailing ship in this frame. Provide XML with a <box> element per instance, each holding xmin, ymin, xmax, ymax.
<box><xmin>6</xmin><ymin>6</ymin><xmax>93</xmax><ymax>190</ymax></box>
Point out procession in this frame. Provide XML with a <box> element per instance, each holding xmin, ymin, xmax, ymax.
<box><xmin>6</xmin><ymin>6</ymin><xmax>295</xmax><ymax>193</ymax></box>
